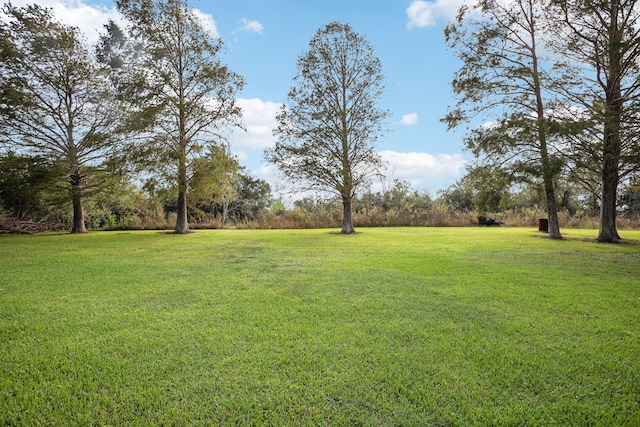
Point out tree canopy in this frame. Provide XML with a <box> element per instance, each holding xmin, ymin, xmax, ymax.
<box><xmin>550</xmin><ymin>0</ymin><xmax>640</xmax><ymax>242</ymax></box>
<box><xmin>110</xmin><ymin>0</ymin><xmax>245</xmax><ymax>234</ymax></box>
<box><xmin>0</xmin><ymin>3</ymin><xmax>125</xmax><ymax>233</ymax></box>
<box><xmin>266</xmin><ymin>22</ymin><xmax>389</xmax><ymax>234</ymax></box>
<box><xmin>443</xmin><ymin>0</ymin><xmax>567</xmax><ymax>239</ymax></box>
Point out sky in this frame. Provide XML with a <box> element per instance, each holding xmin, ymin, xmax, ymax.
<box><xmin>13</xmin><ymin>0</ymin><xmax>472</xmax><ymax>198</ymax></box>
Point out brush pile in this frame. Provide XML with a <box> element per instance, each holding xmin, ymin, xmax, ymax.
<box><xmin>0</xmin><ymin>218</ymin><xmax>50</xmax><ymax>234</ymax></box>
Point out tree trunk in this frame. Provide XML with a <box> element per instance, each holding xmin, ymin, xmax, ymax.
<box><xmin>597</xmin><ymin>89</ymin><xmax>622</xmax><ymax>243</ymax></box>
<box><xmin>341</xmin><ymin>198</ymin><xmax>355</xmax><ymax>234</ymax></box>
<box><xmin>70</xmin><ymin>171</ymin><xmax>86</xmax><ymax>234</ymax></box>
<box><xmin>541</xmin><ymin>150</ymin><xmax>561</xmax><ymax>239</ymax></box>
<box><xmin>530</xmin><ymin>24</ymin><xmax>561</xmax><ymax>240</ymax></box>
<box><xmin>597</xmin><ymin>0</ymin><xmax>622</xmax><ymax>243</ymax></box>
<box><xmin>71</xmin><ymin>192</ymin><xmax>86</xmax><ymax>234</ymax></box>
<box><xmin>175</xmin><ymin>146</ymin><xmax>190</xmax><ymax>234</ymax></box>
<box><xmin>598</xmin><ymin>162</ymin><xmax>621</xmax><ymax>242</ymax></box>
<box><xmin>544</xmin><ymin>182</ymin><xmax>562</xmax><ymax>239</ymax></box>
<box><xmin>540</xmin><ymin>151</ymin><xmax>561</xmax><ymax>239</ymax></box>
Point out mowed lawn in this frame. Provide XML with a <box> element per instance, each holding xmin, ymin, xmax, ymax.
<box><xmin>1</xmin><ymin>227</ymin><xmax>639</xmax><ymax>425</ymax></box>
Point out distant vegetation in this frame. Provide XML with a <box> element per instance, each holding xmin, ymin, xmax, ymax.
<box><xmin>3</xmin><ymin>154</ymin><xmax>639</xmax><ymax>232</ymax></box>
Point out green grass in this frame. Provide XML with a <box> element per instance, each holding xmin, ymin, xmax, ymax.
<box><xmin>1</xmin><ymin>227</ymin><xmax>639</xmax><ymax>425</ymax></box>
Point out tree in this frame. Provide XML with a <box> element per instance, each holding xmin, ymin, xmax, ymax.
<box><xmin>619</xmin><ymin>175</ymin><xmax>640</xmax><ymax>215</ymax></box>
<box><xmin>0</xmin><ymin>151</ymin><xmax>64</xmax><ymax>220</ymax></box>
<box><xmin>443</xmin><ymin>0</ymin><xmax>565</xmax><ymax>238</ymax></box>
<box><xmin>113</xmin><ymin>0</ymin><xmax>244</xmax><ymax>234</ymax></box>
<box><xmin>265</xmin><ymin>22</ymin><xmax>389</xmax><ymax>234</ymax></box>
<box><xmin>189</xmin><ymin>145</ymin><xmax>241</xmax><ymax>226</ymax></box>
<box><xmin>0</xmin><ymin>4</ymin><xmax>124</xmax><ymax>233</ymax></box>
<box><xmin>223</xmin><ymin>173</ymin><xmax>272</xmax><ymax>223</ymax></box>
<box><xmin>437</xmin><ymin>182</ymin><xmax>475</xmax><ymax>213</ymax></box>
<box><xmin>552</xmin><ymin>0</ymin><xmax>640</xmax><ymax>242</ymax></box>
<box><xmin>464</xmin><ymin>165</ymin><xmax>515</xmax><ymax>214</ymax></box>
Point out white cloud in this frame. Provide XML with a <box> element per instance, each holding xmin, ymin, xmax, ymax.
<box><xmin>379</xmin><ymin>151</ymin><xmax>465</xmax><ymax>185</ymax></box>
<box><xmin>7</xmin><ymin>1</ymin><xmax>219</xmax><ymax>43</ymax></box>
<box><xmin>229</xmin><ymin>98</ymin><xmax>280</xmax><ymax>150</ymax></box>
<box><xmin>251</xmin><ymin>151</ymin><xmax>465</xmax><ymax>201</ymax></box>
<box><xmin>401</xmin><ymin>113</ymin><xmax>419</xmax><ymax>125</ymax></box>
<box><xmin>479</xmin><ymin>120</ymin><xmax>498</xmax><ymax>129</ymax></box>
<box><xmin>192</xmin><ymin>9</ymin><xmax>220</xmax><ymax>39</ymax></box>
<box><xmin>237</xmin><ymin>18</ymin><xmax>264</xmax><ymax>34</ymax></box>
<box><xmin>255</xmin><ymin>163</ymin><xmax>278</xmax><ymax>180</ymax></box>
<box><xmin>7</xmin><ymin>0</ymin><xmax>122</xmax><ymax>43</ymax></box>
<box><xmin>406</xmin><ymin>0</ymin><xmax>467</xmax><ymax>28</ymax></box>
<box><xmin>246</xmin><ymin>148</ymin><xmax>465</xmax><ymax>201</ymax></box>
<box><xmin>232</xmin><ymin>151</ymin><xmax>248</xmax><ymax>162</ymax></box>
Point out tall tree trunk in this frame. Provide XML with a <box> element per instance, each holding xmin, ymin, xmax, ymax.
<box><xmin>597</xmin><ymin>0</ymin><xmax>623</xmax><ymax>243</ymax></box>
<box><xmin>540</xmin><ymin>142</ymin><xmax>562</xmax><ymax>239</ymax></box>
<box><xmin>540</xmin><ymin>144</ymin><xmax>561</xmax><ymax>239</ymax></box>
<box><xmin>71</xmin><ymin>193</ymin><xmax>86</xmax><ymax>234</ymax></box>
<box><xmin>597</xmin><ymin>95</ymin><xmax>622</xmax><ymax>243</ymax></box>
<box><xmin>69</xmin><ymin>166</ymin><xmax>87</xmax><ymax>234</ymax></box>
<box><xmin>598</xmin><ymin>154</ymin><xmax>621</xmax><ymax>242</ymax></box>
<box><xmin>530</xmin><ymin>17</ymin><xmax>561</xmax><ymax>240</ymax></box>
<box><xmin>175</xmin><ymin>144</ymin><xmax>190</xmax><ymax>234</ymax></box>
<box><xmin>341</xmin><ymin>197</ymin><xmax>355</xmax><ymax>234</ymax></box>
<box><xmin>70</xmin><ymin>173</ymin><xmax>86</xmax><ymax>234</ymax></box>
<box><xmin>544</xmin><ymin>178</ymin><xmax>562</xmax><ymax>239</ymax></box>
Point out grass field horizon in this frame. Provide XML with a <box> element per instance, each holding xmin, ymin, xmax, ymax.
<box><xmin>1</xmin><ymin>227</ymin><xmax>639</xmax><ymax>425</ymax></box>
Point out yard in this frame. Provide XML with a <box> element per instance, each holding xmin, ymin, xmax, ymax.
<box><xmin>1</xmin><ymin>227</ymin><xmax>638</xmax><ymax>425</ymax></box>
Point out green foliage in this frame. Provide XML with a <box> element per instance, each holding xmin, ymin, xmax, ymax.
<box><xmin>444</xmin><ymin>0</ymin><xmax>576</xmax><ymax>239</ymax></box>
<box><xmin>619</xmin><ymin>175</ymin><xmax>640</xmax><ymax>215</ymax></box>
<box><xmin>352</xmin><ymin>179</ymin><xmax>433</xmax><ymax>224</ymax></box>
<box><xmin>0</xmin><ymin>151</ymin><xmax>64</xmax><ymax>220</ymax></box>
<box><xmin>0</xmin><ymin>3</ymin><xmax>126</xmax><ymax>233</ymax></box>
<box><xmin>83</xmin><ymin>180</ymin><xmax>166</xmax><ymax>230</ymax></box>
<box><xmin>189</xmin><ymin>146</ymin><xmax>239</xmax><ymax>205</ymax></box>
<box><xmin>437</xmin><ymin>182</ymin><xmax>475</xmax><ymax>212</ymax></box>
<box><xmin>1</xmin><ymin>228</ymin><xmax>639</xmax><ymax>424</ymax></box>
<box><xmin>109</xmin><ymin>0</ymin><xmax>245</xmax><ymax>233</ymax></box>
<box><xmin>548</xmin><ymin>0</ymin><xmax>640</xmax><ymax>241</ymax></box>
<box><xmin>448</xmin><ymin>166</ymin><xmax>514</xmax><ymax>215</ymax></box>
<box><xmin>222</xmin><ymin>173</ymin><xmax>272</xmax><ymax>223</ymax></box>
<box><xmin>438</xmin><ymin>166</ymin><xmax>616</xmax><ymax>222</ymax></box>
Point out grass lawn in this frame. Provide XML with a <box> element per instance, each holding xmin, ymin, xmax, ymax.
<box><xmin>1</xmin><ymin>227</ymin><xmax>639</xmax><ymax>425</ymax></box>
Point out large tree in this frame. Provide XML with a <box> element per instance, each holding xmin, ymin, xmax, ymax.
<box><xmin>443</xmin><ymin>0</ymin><xmax>566</xmax><ymax>238</ymax></box>
<box><xmin>0</xmin><ymin>4</ymin><xmax>124</xmax><ymax>233</ymax></box>
<box><xmin>266</xmin><ymin>22</ymin><xmax>389</xmax><ymax>234</ymax></box>
<box><xmin>113</xmin><ymin>0</ymin><xmax>244</xmax><ymax>234</ymax></box>
<box><xmin>552</xmin><ymin>0</ymin><xmax>640</xmax><ymax>242</ymax></box>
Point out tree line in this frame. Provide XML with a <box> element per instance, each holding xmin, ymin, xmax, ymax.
<box><xmin>0</xmin><ymin>0</ymin><xmax>245</xmax><ymax>234</ymax></box>
<box><xmin>0</xmin><ymin>0</ymin><xmax>638</xmax><ymax>241</ymax></box>
<box><xmin>443</xmin><ymin>0</ymin><xmax>640</xmax><ymax>242</ymax></box>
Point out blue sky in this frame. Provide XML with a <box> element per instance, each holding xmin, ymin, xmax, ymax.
<box><xmin>20</xmin><ymin>0</ymin><xmax>470</xmax><ymax>198</ymax></box>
